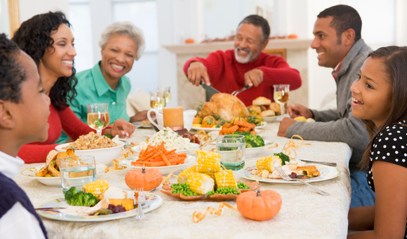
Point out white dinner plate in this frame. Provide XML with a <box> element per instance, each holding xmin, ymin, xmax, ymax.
<box><xmin>36</xmin><ymin>192</ymin><xmax>162</xmax><ymax>222</ymax></box>
<box><xmin>119</xmin><ymin>155</ymin><xmax>197</xmax><ymax>175</ymax></box>
<box><xmin>238</xmin><ymin>164</ymin><xmax>341</xmax><ymax>184</ymax></box>
<box><xmin>192</xmin><ymin>121</ymin><xmax>267</xmax><ymax>132</ymax></box>
<box><xmin>20</xmin><ymin>164</ymin><xmax>107</xmax><ymax>187</ymax></box>
<box><xmin>263</xmin><ymin>116</ymin><xmax>280</xmax><ymax>122</ymax></box>
<box><xmin>133</xmin><ymin>121</ymin><xmax>153</xmax><ymax>129</ymax></box>
<box><xmin>245</xmin><ymin>141</ymin><xmax>276</xmax><ymax>157</ymax></box>
<box><xmin>130</xmin><ymin>143</ymin><xmax>200</xmax><ymax>155</ymax></box>
<box><xmin>208</xmin><ymin>129</ymin><xmax>266</xmax><ymax>138</ymax></box>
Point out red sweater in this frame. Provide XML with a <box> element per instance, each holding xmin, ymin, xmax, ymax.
<box><xmin>183</xmin><ymin>50</ymin><xmax>302</xmax><ymax>106</ymax></box>
<box><xmin>18</xmin><ymin>105</ymin><xmax>95</xmax><ymax>163</ymax></box>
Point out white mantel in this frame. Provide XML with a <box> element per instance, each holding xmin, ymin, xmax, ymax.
<box><xmin>163</xmin><ymin>39</ymin><xmax>312</xmax><ymax>110</ymax></box>
<box><xmin>163</xmin><ymin>39</ymin><xmax>312</xmax><ymax>54</ymax></box>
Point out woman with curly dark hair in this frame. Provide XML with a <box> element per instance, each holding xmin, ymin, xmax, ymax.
<box><xmin>12</xmin><ymin>11</ymin><xmax>135</xmax><ymax>163</ymax></box>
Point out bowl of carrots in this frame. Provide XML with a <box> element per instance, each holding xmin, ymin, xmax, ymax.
<box><xmin>120</xmin><ymin>144</ymin><xmax>197</xmax><ymax>175</ymax></box>
<box><xmin>130</xmin><ymin>143</ymin><xmax>200</xmax><ymax>156</ymax></box>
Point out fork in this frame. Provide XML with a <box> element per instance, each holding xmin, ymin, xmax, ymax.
<box><xmin>275</xmin><ymin>166</ymin><xmax>330</xmax><ymax>196</ymax></box>
<box><xmin>135</xmin><ymin>188</ymin><xmax>144</xmax><ymax>220</ymax></box>
<box><xmin>231</xmin><ymin>85</ymin><xmax>250</xmax><ymax>96</ymax></box>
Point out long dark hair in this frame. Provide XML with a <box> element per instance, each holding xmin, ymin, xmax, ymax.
<box><xmin>12</xmin><ymin>11</ymin><xmax>77</xmax><ymax>111</ymax></box>
<box><xmin>360</xmin><ymin>46</ymin><xmax>407</xmax><ymax>169</ymax></box>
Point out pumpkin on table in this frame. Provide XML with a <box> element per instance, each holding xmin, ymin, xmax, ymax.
<box><xmin>125</xmin><ymin>167</ymin><xmax>163</xmax><ymax>191</ymax></box>
<box><xmin>236</xmin><ymin>190</ymin><xmax>282</xmax><ymax>221</ymax></box>
<box><xmin>202</xmin><ymin>116</ymin><xmax>216</xmax><ymax>128</ymax></box>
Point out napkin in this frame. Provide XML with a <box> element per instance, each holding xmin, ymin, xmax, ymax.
<box><xmin>126</xmin><ymin>88</ymin><xmax>150</xmax><ymax>116</ymax></box>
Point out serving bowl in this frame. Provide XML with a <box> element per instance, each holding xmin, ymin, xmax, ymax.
<box><xmin>119</xmin><ymin>155</ymin><xmax>197</xmax><ymax>175</ymax></box>
<box><xmin>55</xmin><ymin>141</ymin><xmax>125</xmax><ymax>165</ymax></box>
<box><xmin>130</xmin><ymin>143</ymin><xmax>200</xmax><ymax>156</ymax></box>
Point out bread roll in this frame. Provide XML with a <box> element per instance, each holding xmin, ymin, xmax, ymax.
<box><xmin>247</xmin><ymin>105</ymin><xmax>262</xmax><ymax>114</ymax></box>
<box><xmin>253</xmin><ymin>97</ymin><xmax>271</xmax><ymax>105</ymax></box>
<box><xmin>260</xmin><ymin>110</ymin><xmax>275</xmax><ymax>117</ymax></box>
<box><xmin>269</xmin><ymin>102</ymin><xmax>281</xmax><ymax>115</ymax></box>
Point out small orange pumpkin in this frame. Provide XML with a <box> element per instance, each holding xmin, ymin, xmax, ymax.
<box><xmin>202</xmin><ymin>116</ymin><xmax>216</xmax><ymax>128</ymax></box>
<box><xmin>236</xmin><ymin>190</ymin><xmax>282</xmax><ymax>221</ymax></box>
<box><xmin>125</xmin><ymin>167</ymin><xmax>163</xmax><ymax>191</ymax></box>
<box><xmin>193</xmin><ymin>116</ymin><xmax>202</xmax><ymax>124</ymax></box>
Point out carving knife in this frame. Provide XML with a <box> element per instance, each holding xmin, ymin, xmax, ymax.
<box><xmin>200</xmin><ymin>81</ymin><xmax>219</xmax><ymax>95</ymax></box>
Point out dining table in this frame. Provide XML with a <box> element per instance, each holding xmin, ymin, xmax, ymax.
<box><xmin>16</xmin><ymin>121</ymin><xmax>353</xmax><ymax>239</ymax></box>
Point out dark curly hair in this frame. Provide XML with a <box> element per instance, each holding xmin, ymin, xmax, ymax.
<box><xmin>0</xmin><ymin>33</ymin><xmax>26</xmax><ymax>103</ymax></box>
<box><xmin>12</xmin><ymin>11</ymin><xmax>77</xmax><ymax>110</ymax></box>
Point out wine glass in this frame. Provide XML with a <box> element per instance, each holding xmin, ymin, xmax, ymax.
<box><xmin>164</xmin><ymin>87</ymin><xmax>171</xmax><ymax>105</ymax></box>
<box><xmin>87</xmin><ymin>103</ymin><xmax>110</xmax><ymax>135</ymax></box>
<box><xmin>150</xmin><ymin>91</ymin><xmax>165</xmax><ymax>109</ymax></box>
<box><xmin>158</xmin><ymin>86</ymin><xmax>171</xmax><ymax>106</ymax></box>
<box><xmin>273</xmin><ymin>84</ymin><xmax>290</xmax><ymax>116</ymax></box>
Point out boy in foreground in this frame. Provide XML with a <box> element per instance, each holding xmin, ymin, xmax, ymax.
<box><xmin>0</xmin><ymin>33</ymin><xmax>49</xmax><ymax>238</ymax></box>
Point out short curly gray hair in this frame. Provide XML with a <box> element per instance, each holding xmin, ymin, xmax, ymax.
<box><xmin>99</xmin><ymin>21</ymin><xmax>145</xmax><ymax>60</ymax></box>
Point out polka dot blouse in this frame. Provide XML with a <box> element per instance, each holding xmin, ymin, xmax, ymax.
<box><xmin>367</xmin><ymin>121</ymin><xmax>407</xmax><ymax>237</ymax></box>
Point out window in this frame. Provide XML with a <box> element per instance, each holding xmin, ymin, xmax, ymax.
<box><xmin>68</xmin><ymin>0</ymin><xmax>93</xmax><ymax>72</ymax></box>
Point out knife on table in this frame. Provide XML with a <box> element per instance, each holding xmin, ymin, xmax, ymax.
<box><xmin>300</xmin><ymin>159</ymin><xmax>337</xmax><ymax>166</ymax></box>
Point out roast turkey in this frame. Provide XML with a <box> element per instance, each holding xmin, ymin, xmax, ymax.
<box><xmin>198</xmin><ymin>93</ymin><xmax>250</xmax><ymax>121</ymax></box>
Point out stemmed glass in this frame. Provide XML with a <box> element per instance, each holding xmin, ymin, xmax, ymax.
<box><xmin>273</xmin><ymin>84</ymin><xmax>290</xmax><ymax>116</ymax></box>
<box><xmin>158</xmin><ymin>86</ymin><xmax>171</xmax><ymax>106</ymax></box>
<box><xmin>150</xmin><ymin>91</ymin><xmax>165</xmax><ymax>110</ymax></box>
<box><xmin>87</xmin><ymin>103</ymin><xmax>110</xmax><ymax>135</ymax></box>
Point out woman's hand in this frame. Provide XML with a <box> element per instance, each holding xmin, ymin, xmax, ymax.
<box><xmin>130</xmin><ymin>110</ymin><xmax>150</xmax><ymax>122</ymax></box>
<box><xmin>108</xmin><ymin>118</ymin><xmax>135</xmax><ymax>138</ymax></box>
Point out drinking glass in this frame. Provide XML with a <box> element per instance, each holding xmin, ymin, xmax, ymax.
<box><xmin>273</xmin><ymin>84</ymin><xmax>290</xmax><ymax>116</ymax></box>
<box><xmin>87</xmin><ymin>103</ymin><xmax>110</xmax><ymax>135</ymax></box>
<box><xmin>158</xmin><ymin>86</ymin><xmax>171</xmax><ymax>106</ymax></box>
<box><xmin>164</xmin><ymin>87</ymin><xmax>171</xmax><ymax>105</ymax></box>
<box><xmin>216</xmin><ymin>135</ymin><xmax>246</xmax><ymax>171</ymax></box>
<box><xmin>150</xmin><ymin>91</ymin><xmax>166</xmax><ymax>109</ymax></box>
<box><xmin>59</xmin><ymin>155</ymin><xmax>96</xmax><ymax>194</ymax></box>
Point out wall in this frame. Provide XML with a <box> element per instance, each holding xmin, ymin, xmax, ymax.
<box><xmin>19</xmin><ymin>0</ymin><xmax>69</xmax><ymax>23</ymax></box>
<box><xmin>0</xmin><ymin>0</ymin><xmax>10</xmax><ymax>35</ymax></box>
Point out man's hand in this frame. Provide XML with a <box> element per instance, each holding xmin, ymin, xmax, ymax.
<box><xmin>110</xmin><ymin>118</ymin><xmax>136</xmax><ymax>138</ymax></box>
<box><xmin>130</xmin><ymin>110</ymin><xmax>149</xmax><ymax>122</ymax></box>
<box><xmin>277</xmin><ymin>117</ymin><xmax>296</xmax><ymax>137</ymax></box>
<box><xmin>187</xmin><ymin>61</ymin><xmax>211</xmax><ymax>86</ymax></box>
<box><xmin>288</xmin><ymin>104</ymin><xmax>314</xmax><ymax>119</ymax></box>
<box><xmin>244</xmin><ymin>69</ymin><xmax>263</xmax><ymax>87</ymax></box>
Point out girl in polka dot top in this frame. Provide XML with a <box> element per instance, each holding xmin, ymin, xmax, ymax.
<box><xmin>348</xmin><ymin>46</ymin><xmax>407</xmax><ymax>238</ymax></box>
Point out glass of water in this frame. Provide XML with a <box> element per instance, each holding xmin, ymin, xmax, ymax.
<box><xmin>59</xmin><ymin>155</ymin><xmax>96</xmax><ymax>194</ymax></box>
<box><xmin>216</xmin><ymin>135</ymin><xmax>246</xmax><ymax>170</ymax></box>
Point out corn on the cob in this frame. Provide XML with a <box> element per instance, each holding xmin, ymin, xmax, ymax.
<box><xmin>214</xmin><ymin>170</ymin><xmax>237</xmax><ymax>189</ymax></box>
<box><xmin>186</xmin><ymin>172</ymin><xmax>214</xmax><ymax>195</ymax></box>
<box><xmin>82</xmin><ymin>179</ymin><xmax>109</xmax><ymax>199</ymax></box>
<box><xmin>177</xmin><ymin>165</ymin><xmax>198</xmax><ymax>184</ymax></box>
<box><xmin>196</xmin><ymin>150</ymin><xmax>221</xmax><ymax>179</ymax></box>
<box><xmin>256</xmin><ymin>156</ymin><xmax>282</xmax><ymax>172</ymax></box>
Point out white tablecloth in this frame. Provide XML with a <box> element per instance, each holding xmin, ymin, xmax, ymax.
<box><xmin>16</xmin><ymin>122</ymin><xmax>352</xmax><ymax>239</ymax></box>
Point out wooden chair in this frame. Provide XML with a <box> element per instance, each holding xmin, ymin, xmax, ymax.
<box><xmin>262</xmin><ymin>48</ymin><xmax>287</xmax><ymax>60</ymax></box>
